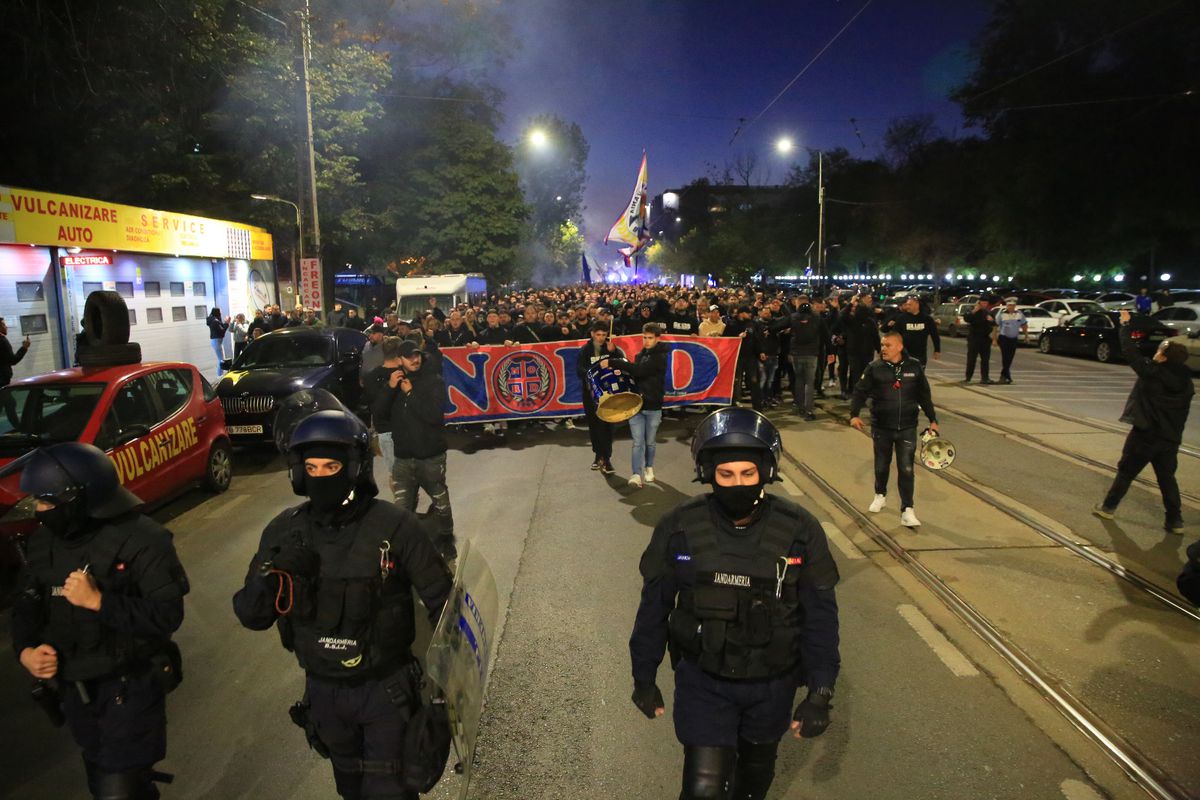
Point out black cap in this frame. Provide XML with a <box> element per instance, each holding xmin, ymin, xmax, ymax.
<box><xmin>398</xmin><ymin>340</ymin><xmax>425</xmax><ymax>358</ymax></box>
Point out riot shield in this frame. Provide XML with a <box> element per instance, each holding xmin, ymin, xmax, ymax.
<box><xmin>424</xmin><ymin>539</ymin><xmax>499</xmax><ymax>799</ymax></box>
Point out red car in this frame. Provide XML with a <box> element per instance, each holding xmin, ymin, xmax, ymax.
<box><xmin>0</xmin><ymin>361</ymin><xmax>232</xmax><ymax>591</ymax></box>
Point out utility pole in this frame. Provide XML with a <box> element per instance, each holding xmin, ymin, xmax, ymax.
<box><xmin>300</xmin><ymin>0</ymin><xmax>324</xmax><ymax>311</ymax></box>
<box><xmin>817</xmin><ymin>151</ymin><xmax>826</xmax><ymax>278</ymax></box>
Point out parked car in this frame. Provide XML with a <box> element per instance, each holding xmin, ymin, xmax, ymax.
<box><xmin>1095</xmin><ymin>291</ymin><xmax>1139</xmax><ymax>310</ymax></box>
<box><xmin>0</xmin><ymin>360</ymin><xmax>232</xmax><ymax>595</ymax></box>
<box><xmin>216</xmin><ymin>326</ymin><xmax>368</xmax><ymax>443</ymax></box>
<box><xmin>933</xmin><ymin>302</ymin><xmax>974</xmax><ymax>336</ymax></box>
<box><xmin>1010</xmin><ymin>305</ymin><xmax>1059</xmax><ymax>342</ymax></box>
<box><xmin>1166</xmin><ymin>330</ymin><xmax>1200</xmax><ymax>372</ymax></box>
<box><xmin>1151</xmin><ymin>303</ymin><xmax>1200</xmax><ymax>337</ymax></box>
<box><xmin>1167</xmin><ymin>289</ymin><xmax>1200</xmax><ymax>304</ymax></box>
<box><xmin>1038</xmin><ymin>288</ymin><xmax>1080</xmax><ymax>299</ymax></box>
<box><xmin>1036</xmin><ymin>298</ymin><xmax>1105</xmax><ymax>319</ymax></box>
<box><xmin>1037</xmin><ymin>312</ymin><xmax>1175</xmax><ymax>363</ymax></box>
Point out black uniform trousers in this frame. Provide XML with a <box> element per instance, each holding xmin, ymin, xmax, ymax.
<box><xmin>998</xmin><ymin>336</ymin><xmax>1019</xmax><ymax>380</ymax></box>
<box><xmin>62</xmin><ymin>671</ymin><xmax>167</xmax><ymax>797</ymax></box>
<box><xmin>305</xmin><ymin>670</ymin><xmax>418</xmax><ymax>800</ymax></box>
<box><xmin>583</xmin><ymin>397</ymin><xmax>614</xmax><ymax>460</ymax></box>
<box><xmin>965</xmin><ymin>336</ymin><xmax>991</xmax><ymax>382</ymax></box>
<box><xmin>872</xmin><ymin>426</ymin><xmax>917</xmax><ymax>509</ymax></box>
<box><xmin>836</xmin><ymin>345</ymin><xmax>849</xmax><ymax>393</ymax></box>
<box><xmin>733</xmin><ymin>359</ymin><xmax>763</xmax><ymax>410</ymax></box>
<box><xmin>1103</xmin><ymin>428</ymin><xmax>1183</xmax><ymax>523</ymax></box>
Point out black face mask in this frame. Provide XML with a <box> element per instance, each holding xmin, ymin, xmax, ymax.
<box><xmin>712</xmin><ymin>483</ymin><xmax>763</xmax><ymax>520</ymax></box>
<box><xmin>305</xmin><ymin>471</ymin><xmax>355</xmax><ymax>514</ymax></box>
<box><xmin>36</xmin><ymin>503</ymin><xmax>87</xmax><ymax>539</ymax></box>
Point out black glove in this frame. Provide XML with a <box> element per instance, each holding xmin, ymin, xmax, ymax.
<box><xmin>269</xmin><ymin>543</ymin><xmax>319</xmax><ymax>578</ymax></box>
<box><xmin>792</xmin><ymin>690</ymin><xmax>832</xmax><ymax>738</ymax></box>
<box><xmin>631</xmin><ymin>682</ymin><xmax>664</xmax><ymax>719</ymax></box>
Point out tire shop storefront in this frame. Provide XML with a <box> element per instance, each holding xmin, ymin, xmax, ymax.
<box><xmin>0</xmin><ymin>185</ymin><xmax>276</xmax><ymax>380</ymax></box>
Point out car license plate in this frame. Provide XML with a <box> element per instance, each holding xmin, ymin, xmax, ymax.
<box><xmin>228</xmin><ymin>425</ymin><xmax>264</xmax><ymax>435</ymax></box>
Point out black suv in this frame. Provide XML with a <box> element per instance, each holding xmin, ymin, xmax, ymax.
<box><xmin>216</xmin><ymin>327</ymin><xmax>367</xmax><ymax>443</ymax></box>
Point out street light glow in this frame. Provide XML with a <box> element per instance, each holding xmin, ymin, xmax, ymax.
<box><xmin>1071</xmin><ymin>274</ymin><xmax>1082</xmax><ymax>282</ymax></box>
<box><xmin>1092</xmin><ymin>274</ymin><xmax>1102</xmax><ymax>282</ymax></box>
<box><xmin>776</xmin><ymin>136</ymin><xmax>794</xmax><ymax>155</ymax></box>
<box><xmin>1160</xmin><ymin>272</ymin><xmax>1172</xmax><ymax>282</ymax></box>
<box><xmin>1114</xmin><ymin>273</ymin><xmax>1124</xmax><ymax>282</ymax></box>
<box><xmin>529</xmin><ymin>129</ymin><xmax>548</xmax><ymax>148</ymax></box>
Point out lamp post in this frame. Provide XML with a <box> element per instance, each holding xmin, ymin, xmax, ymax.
<box><xmin>776</xmin><ymin>138</ymin><xmax>826</xmax><ymax>281</ymax></box>
<box><xmin>251</xmin><ymin>194</ymin><xmax>303</xmax><ymax>299</ymax></box>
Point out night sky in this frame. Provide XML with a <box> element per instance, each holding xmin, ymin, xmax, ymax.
<box><xmin>494</xmin><ymin>0</ymin><xmax>992</xmax><ymax>261</ymax></box>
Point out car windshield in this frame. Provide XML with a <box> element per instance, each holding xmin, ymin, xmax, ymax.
<box><xmin>1071</xmin><ymin>302</ymin><xmax>1104</xmax><ymax>313</ymax></box>
<box><xmin>0</xmin><ymin>383</ymin><xmax>105</xmax><ymax>455</ymax></box>
<box><xmin>234</xmin><ymin>335</ymin><xmax>336</xmax><ymax>369</ymax></box>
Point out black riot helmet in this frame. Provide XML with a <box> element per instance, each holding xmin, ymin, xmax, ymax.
<box><xmin>691</xmin><ymin>407</ymin><xmax>782</xmax><ymax>484</ymax></box>
<box><xmin>279</xmin><ymin>392</ymin><xmax>374</xmax><ymax>496</ymax></box>
<box><xmin>18</xmin><ymin>442</ymin><xmax>143</xmax><ymax>518</ymax></box>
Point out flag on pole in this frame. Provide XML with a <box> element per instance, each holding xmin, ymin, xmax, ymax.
<box><xmin>605</xmin><ymin>152</ymin><xmax>650</xmax><ymax>249</ymax></box>
<box><xmin>581</xmin><ymin>252</ymin><xmax>592</xmax><ymax>284</ymax></box>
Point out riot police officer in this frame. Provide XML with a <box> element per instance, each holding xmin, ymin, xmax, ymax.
<box><xmin>10</xmin><ymin>443</ymin><xmax>188</xmax><ymax>800</ymax></box>
<box><xmin>233</xmin><ymin>394</ymin><xmax>452</xmax><ymax>800</ymax></box>
<box><xmin>628</xmin><ymin>407</ymin><xmax>841</xmax><ymax>799</ymax></box>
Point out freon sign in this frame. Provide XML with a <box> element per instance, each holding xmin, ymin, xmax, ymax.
<box><xmin>299</xmin><ymin>257</ymin><xmax>324</xmax><ymax>310</ymax></box>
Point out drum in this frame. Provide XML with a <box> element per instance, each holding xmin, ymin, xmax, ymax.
<box><xmin>586</xmin><ymin>362</ymin><xmax>642</xmax><ymax>423</ymax></box>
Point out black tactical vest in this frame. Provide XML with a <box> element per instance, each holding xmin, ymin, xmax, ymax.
<box><xmin>25</xmin><ymin>524</ymin><xmax>146</xmax><ymax>681</ymax></box>
<box><xmin>277</xmin><ymin>501</ymin><xmax>417</xmax><ymax>680</ymax></box>
<box><xmin>667</xmin><ymin>498</ymin><xmax>807</xmax><ymax>680</ymax></box>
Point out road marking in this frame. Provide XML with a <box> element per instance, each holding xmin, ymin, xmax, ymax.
<box><xmin>820</xmin><ymin>521</ymin><xmax>865</xmax><ymax>560</ymax></box>
<box><xmin>897</xmin><ymin>604</ymin><xmax>979</xmax><ymax>677</ymax></box>
<box><xmin>1060</xmin><ymin>779</ymin><xmax>1105</xmax><ymax>800</ymax></box>
<box><xmin>203</xmin><ymin>492</ymin><xmax>251</xmax><ymax>520</ymax></box>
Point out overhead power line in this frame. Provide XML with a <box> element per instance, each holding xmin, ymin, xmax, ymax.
<box><xmin>731</xmin><ymin>0</ymin><xmax>874</xmax><ymax>145</ymax></box>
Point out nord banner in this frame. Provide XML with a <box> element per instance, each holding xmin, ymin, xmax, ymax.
<box><xmin>440</xmin><ymin>334</ymin><xmax>740</xmax><ymax>424</ymax></box>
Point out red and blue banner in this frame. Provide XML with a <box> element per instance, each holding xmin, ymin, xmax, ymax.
<box><xmin>440</xmin><ymin>335</ymin><xmax>741</xmax><ymax>424</ymax></box>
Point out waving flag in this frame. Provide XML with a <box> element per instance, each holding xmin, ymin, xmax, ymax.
<box><xmin>581</xmin><ymin>252</ymin><xmax>593</xmax><ymax>284</ymax></box>
<box><xmin>605</xmin><ymin>152</ymin><xmax>650</xmax><ymax>250</ymax></box>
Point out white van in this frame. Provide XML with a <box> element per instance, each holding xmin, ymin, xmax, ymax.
<box><xmin>395</xmin><ymin>274</ymin><xmax>487</xmax><ymax>319</ymax></box>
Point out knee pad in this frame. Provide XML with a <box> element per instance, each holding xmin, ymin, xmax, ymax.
<box><xmin>732</xmin><ymin>739</ymin><xmax>779</xmax><ymax>800</ymax></box>
<box><xmin>681</xmin><ymin>746</ymin><xmax>736</xmax><ymax>799</ymax></box>
<box><xmin>93</xmin><ymin>769</ymin><xmax>158</xmax><ymax>800</ymax></box>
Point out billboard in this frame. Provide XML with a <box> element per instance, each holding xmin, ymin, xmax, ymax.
<box><xmin>0</xmin><ymin>185</ymin><xmax>273</xmax><ymax>260</ymax></box>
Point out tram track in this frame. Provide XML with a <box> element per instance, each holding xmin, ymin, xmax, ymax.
<box><xmin>931</xmin><ymin>397</ymin><xmax>1200</xmax><ymax>508</ymax></box>
<box><xmin>778</xmin><ymin>448</ymin><xmax>1195</xmax><ymax>800</ymax></box>
<box><xmin>808</xmin><ymin>403</ymin><xmax>1200</xmax><ymax>618</ymax></box>
<box><xmin>933</xmin><ymin>376</ymin><xmax>1200</xmax><ymax>461</ymax></box>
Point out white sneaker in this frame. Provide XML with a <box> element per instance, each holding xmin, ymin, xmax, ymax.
<box><xmin>628</xmin><ymin>474</ymin><xmax>644</xmax><ymax>488</ymax></box>
<box><xmin>644</xmin><ymin>467</ymin><xmax>655</xmax><ymax>483</ymax></box>
<box><xmin>564</xmin><ymin>418</ymin><xmax>577</xmax><ymax>430</ymax></box>
<box><xmin>868</xmin><ymin>494</ymin><xmax>886</xmax><ymax>513</ymax></box>
<box><xmin>900</xmin><ymin>507</ymin><xmax>921</xmax><ymax>527</ymax></box>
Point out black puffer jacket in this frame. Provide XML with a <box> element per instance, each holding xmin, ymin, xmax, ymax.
<box><xmin>1119</xmin><ymin>326</ymin><xmax>1194</xmax><ymax>444</ymax></box>
<box><xmin>610</xmin><ymin>343</ymin><xmax>669</xmax><ymax>411</ymax></box>
<box><xmin>375</xmin><ymin>365</ymin><xmax>447</xmax><ymax>458</ymax></box>
<box><xmin>849</xmin><ymin>356</ymin><xmax>937</xmax><ymax>431</ymax></box>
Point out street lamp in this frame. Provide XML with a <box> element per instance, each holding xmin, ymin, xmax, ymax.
<box><xmin>529</xmin><ymin>128</ymin><xmax>548</xmax><ymax>148</ymax></box>
<box><xmin>251</xmin><ymin>193</ymin><xmax>303</xmax><ymax>295</ymax></box>
<box><xmin>775</xmin><ymin>136</ymin><xmax>794</xmax><ymax>155</ymax></box>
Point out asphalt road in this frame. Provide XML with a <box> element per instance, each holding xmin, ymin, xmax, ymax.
<box><xmin>2</xmin><ymin>344</ymin><xmax>1197</xmax><ymax>799</ymax></box>
<box><xmin>926</xmin><ymin>335</ymin><xmax>1200</xmax><ymax>447</ymax></box>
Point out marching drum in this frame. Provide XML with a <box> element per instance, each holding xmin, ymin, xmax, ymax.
<box><xmin>586</xmin><ymin>362</ymin><xmax>642</xmax><ymax>423</ymax></box>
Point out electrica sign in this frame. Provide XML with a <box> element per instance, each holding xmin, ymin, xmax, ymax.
<box><xmin>60</xmin><ymin>254</ymin><xmax>113</xmax><ymax>267</ymax></box>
